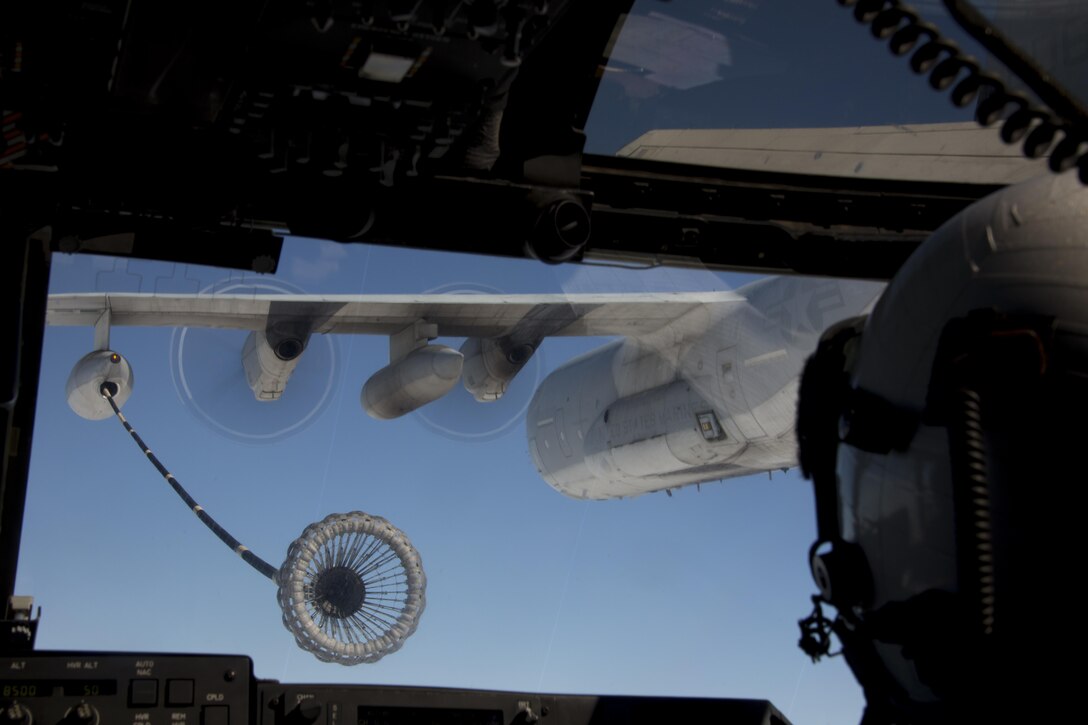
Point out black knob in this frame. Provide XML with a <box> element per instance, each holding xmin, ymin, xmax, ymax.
<box><xmin>0</xmin><ymin>702</ymin><xmax>31</xmax><ymax>725</ymax></box>
<box><xmin>62</xmin><ymin>703</ymin><xmax>97</xmax><ymax>724</ymax></box>
<box><xmin>285</xmin><ymin>701</ymin><xmax>323</xmax><ymax>724</ymax></box>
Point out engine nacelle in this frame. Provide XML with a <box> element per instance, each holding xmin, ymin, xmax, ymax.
<box><xmin>527</xmin><ymin>340</ymin><xmax>746</xmax><ymax>499</ymax></box>
<box><xmin>362</xmin><ymin>345</ymin><xmax>464</xmax><ymax>420</ymax></box>
<box><xmin>242</xmin><ymin>329</ymin><xmax>308</xmax><ymax>401</ymax></box>
<box><xmin>460</xmin><ymin>337</ymin><xmax>536</xmax><ymax>402</ymax></box>
<box><xmin>66</xmin><ymin>350</ymin><xmax>135</xmax><ymax>420</ymax></box>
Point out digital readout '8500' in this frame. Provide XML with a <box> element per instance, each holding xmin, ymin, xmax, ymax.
<box><xmin>1</xmin><ymin>680</ymin><xmax>116</xmax><ymax>697</ymax></box>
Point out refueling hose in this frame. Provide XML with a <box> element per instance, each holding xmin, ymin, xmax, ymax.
<box><xmin>100</xmin><ymin>383</ymin><xmax>279</xmax><ymax>580</ymax></box>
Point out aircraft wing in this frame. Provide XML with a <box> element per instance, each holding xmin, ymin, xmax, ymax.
<box><xmin>46</xmin><ymin>291</ymin><xmax>743</xmax><ymax>339</ymax></box>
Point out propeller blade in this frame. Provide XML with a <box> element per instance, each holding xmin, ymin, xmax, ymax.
<box><xmin>168</xmin><ymin>277</ymin><xmax>341</xmax><ymax>444</ymax></box>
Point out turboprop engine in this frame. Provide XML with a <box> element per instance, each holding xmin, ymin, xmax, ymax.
<box><xmin>362</xmin><ymin>345</ymin><xmax>464</xmax><ymax>420</ymax></box>
<box><xmin>242</xmin><ymin>329</ymin><xmax>308</xmax><ymax>401</ymax></box>
<box><xmin>66</xmin><ymin>350</ymin><xmax>135</xmax><ymax>420</ymax></box>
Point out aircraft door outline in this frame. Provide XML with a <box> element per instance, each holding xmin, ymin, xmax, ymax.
<box><xmin>717</xmin><ymin>346</ymin><xmax>768</xmax><ymax>439</ymax></box>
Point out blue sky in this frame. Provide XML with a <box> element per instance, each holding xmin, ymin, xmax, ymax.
<box><xmin>20</xmin><ymin>242</ymin><xmax>863</xmax><ymax>724</ymax></box>
<box><xmin>12</xmin><ymin>2</ymin><xmax>1007</xmax><ymax>723</ymax></box>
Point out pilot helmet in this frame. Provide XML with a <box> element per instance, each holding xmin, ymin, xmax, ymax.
<box><xmin>796</xmin><ymin>169</ymin><xmax>1088</xmax><ymax>723</ymax></box>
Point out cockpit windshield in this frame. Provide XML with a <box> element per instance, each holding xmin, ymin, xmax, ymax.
<box><xmin>587</xmin><ymin>1</ymin><xmax>1057</xmax><ymax>184</ymax></box>
<box><xmin>22</xmin><ymin>241</ymin><xmax>873</xmax><ymax>721</ymax></box>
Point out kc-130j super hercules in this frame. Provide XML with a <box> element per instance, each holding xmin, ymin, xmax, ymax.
<box><xmin>48</xmin><ymin>275</ymin><xmax>884</xmax><ymax>501</ymax></box>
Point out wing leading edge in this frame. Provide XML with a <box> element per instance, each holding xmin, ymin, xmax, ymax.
<box><xmin>46</xmin><ymin>291</ymin><xmax>744</xmax><ymax>339</ymax></box>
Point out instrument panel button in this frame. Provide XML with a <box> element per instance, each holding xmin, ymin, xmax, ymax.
<box><xmin>202</xmin><ymin>705</ymin><xmax>229</xmax><ymax>725</ymax></box>
<box><xmin>129</xmin><ymin>679</ymin><xmax>158</xmax><ymax>707</ymax></box>
<box><xmin>166</xmin><ymin>679</ymin><xmax>195</xmax><ymax>707</ymax></box>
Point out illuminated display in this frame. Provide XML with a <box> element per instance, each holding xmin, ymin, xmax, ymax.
<box><xmin>0</xmin><ymin>680</ymin><xmax>116</xmax><ymax>698</ymax></box>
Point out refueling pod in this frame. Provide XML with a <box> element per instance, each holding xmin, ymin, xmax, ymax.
<box><xmin>66</xmin><ymin>350</ymin><xmax>134</xmax><ymax>420</ymax></box>
<box><xmin>242</xmin><ymin>329</ymin><xmax>308</xmax><ymax>401</ymax></box>
<box><xmin>460</xmin><ymin>337</ymin><xmax>537</xmax><ymax>402</ymax></box>
<box><xmin>362</xmin><ymin>345</ymin><xmax>464</xmax><ymax>420</ymax></box>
